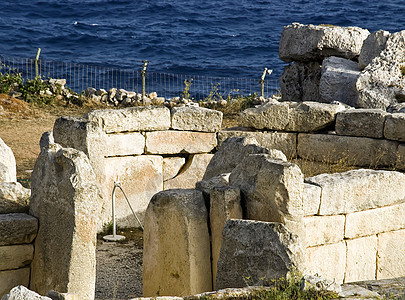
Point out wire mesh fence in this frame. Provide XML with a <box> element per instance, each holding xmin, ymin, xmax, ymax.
<box><xmin>0</xmin><ymin>54</ymin><xmax>279</xmax><ymax>100</ymax></box>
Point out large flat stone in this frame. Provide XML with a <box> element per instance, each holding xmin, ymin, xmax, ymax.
<box><xmin>377</xmin><ymin>229</ymin><xmax>405</xmax><ymax>280</ymax></box>
<box><xmin>171</xmin><ymin>106</ymin><xmax>223</xmax><ymax>132</ymax></box>
<box><xmin>0</xmin><ymin>268</ymin><xmax>30</xmax><ymax>299</ymax></box>
<box><xmin>0</xmin><ymin>213</ymin><xmax>38</xmax><ymax>246</ymax></box>
<box><xmin>0</xmin><ymin>182</ymin><xmax>30</xmax><ymax>214</ymax></box>
<box><xmin>384</xmin><ymin>113</ymin><xmax>405</xmax><ymax>142</ymax></box>
<box><xmin>0</xmin><ymin>244</ymin><xmax>34</xmax><ymax>271</ymax></box>
<box><xmin>103</xmin><ymin>132</ymin><xmax>145</xmax><ymax>157</ymax></box>
<box><xmin>345</xmin><ymin>236</ymin><xmax>377</xmax><ymax>282</ymax></box>
<box><xmin>0</xmin><ymin>137</ymin><xmax>16</xmax><ymax>183</ymax></box>
<box><xmin>303</xmin><ymin>215</ymin><xmax>345</xmax><ymax>247</ymax></box>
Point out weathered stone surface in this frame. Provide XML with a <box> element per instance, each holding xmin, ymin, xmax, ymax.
<box><xmin>279</xmin><ymin>23</ymin><xmax>369</xmax><ymax>62</ymax></box>
<box><xmin>29</xmin><ymin>146</ymin><xmax>102</xmax><ymax>299</ymax></box>
<box><xmin>195</xmin><ymin>173</ymin><xmax>230</xmax><ymax>195</ymax></box>
<box><xmin>229</xmin><ymin>154</ymin><xmax>304</xmax><ymax>223</ymax></box>
<box><xmin>302</xmin><ymin>183</ymin><xmax>321</xmax><ymax>216</ymax></box>
<box><xmin>0</xmin><ymin>244</ymin><xmax>33</xmax><ymax>271</ymax></box>
<box><xmin>306</xmin><ymin>169</ymin><xmax>405</xmax><ymax>215</ymax></box>
<box><xmin>377</xmin><ymin>229</ymin><xmax>405</xmax><ymax>280</ymax></box>
<box><xmin>396</xmin><ymin>144</ymin><xmax>405</xmax><ymax>171</ymax></box>
<box><xmin>210</xmin><ymin>187</ymin><xmax>242</xmax><ymax>288</ymax></box>
<box><xmin>345</xmin><ymin>236</ymin><xmax>377</xmax><ymax>282</ymax></box>
<box><xmin>238</xmin><ymin>101</ymin><xmax>290</xmax><ymax>130</ymax></box>
<box><xmin>143</xmin><ymin>189</ymin><xmax>212</xmax><ymax>297</ymax></box>
<box><xmin>345</xmin><ymin>201</ymin><xmax>405</xmax><ymax>239</ymax></box>
<box><xmin>358</xmin><ymin>30</ymin><xmax>390</xmax><ymax>69</ymax></box>
<box><xmin>145</xmin><ymin>131</ymin><xmax>217</xmax><ymax>154</ymax></box>
<box><xmin>171</xmin><ymin>106</ymin><xmax>223</xmax><ymax>132</ymax></box>
<box><xmin>0</xmin><ymin>182</ymin><xmax>30</xmax><ymax>214</ymax></box>
<box><xmin>164</xmin><ymin>154</ymin><xmax>213</xmax><ymax>190</ymax></box>
<box><xmin>86</xmin><ymin>106</ymin><xmax>171</xmax><ymax>133</ymax></box>
<box><xmin>103</xmin><ymin>132</ymin><xmax>145</xmax><ymax>157</ymax></box>
<box><xmin>203</xmin><ymin>136</ymin><xmax>269</xmax><ymax>180</ymax></box>
<box><xmin>280</xmin><ymin>61</ymin><xmax>321</xmax><ymax>102</ymax></box>
<box><xmin>319</xmin><ymin>56</ymin><xmax>360</xmax><ymax>106</ymax></box>
<box><xmin>335</xmin><ymin>109</ymin><xmax>388</xmax><ymax>138</ymax></box>
<box><xmin>2</xmin><ymin>285</ymin><xmax>51</xmax><ymax>300</ymax></box>
<box><xmin>384</xmin><ymin>113</ymin><xmax>405</xmax><ymax>142</ymax></box>
<box><xmin>0</xmin><ymin>269</ymin><xmax>30</xmax><ymax>299</ymax></box>
<box><xmin>356</xmin><ymin>30</ymin><xmax>405</xmax><ymax>109</ymax></box>
<box><xmin>306</xmin><ymin>242</ymin><xmax>346</xmax><ymax>284</ymax></box>
<box><xmin>218</xmin><ymin>130</ymin><xmax>297</xmax><ymax>158</ymax></box>
<box><xmin>216</xmin><ymin>219</ymin><xmax>304</xmax><ymax>289</ymax></box>
<box><xmin>103</xmin><ymin>155</ymin><xmax>163</xmax><ymax>228</ymax></box>
<box><xmin>0</xmin><ymin>213</ymin><xmax>37</xmax><ymax>246</ymax></box>
<box><xmin>163</xmin><ymin>157</ymin><xmax>185</xmax><ymax>181</ymax></box>
<box><xmin>303</xmin><ymin>215</ymin><xmax>345</xmax><ymax>247</ymax></box>
<box><xmin>298</xmin><ymin>133</ymin><xmax>399</xmax><ymax>167</ymax></box>
<box><xmin>0</xmin><ymin>137</ymin><xmax>16</xmax><ymax>182</ymax></box>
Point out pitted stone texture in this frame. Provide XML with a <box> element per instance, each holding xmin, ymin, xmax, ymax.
<box><xmin>358</xmin><ymin>30</ymin><xmax>390</xmax><ymax>70</ymax></box>
<box><xmin>218</xmin><ymin>130</ymin><xmax>297</xmax><ymax>158</ymax></box>
<box><xmin>86</xmin><ymin>106</ymin><xmax>170</xmax><ymax>133</ymax></box>
<box><xmin>29</xmin><ymin>146</ymin><xmax>102</xmax><ymax>300</ymax></box>
<box><xmin>164</xmin><ymin>154</ymin><xmax>213</xmax><ymax>190</ymax></box>
<box><xmin>303</xmin><ymin>215</ymin><xmax>345</xmax><ymax>247</ymax></box>
<box><xmin>335</xmin><ymin>109</ymin><xmax>388</xmax><ymax>138</ymax></box>
<box><xmin>143</xmin><ymin>189</ymin><xmax>212</xmax><ymax>297</ymax></box>
<box><xmin>215</xmin><ymin>219</ymin><xmax>304</xmax><ymax>289</ymax></box>
<box><xmin>306</xmin><ymin>169</ymin><xmax>405</xmax><ymax>216</ymax></box>
<box><xmin>377</xmin><ymin>229</ymin><xmax>405</xmax><ymax>280</ymax></box>
<box><xmin>0</xmin><ymin>244</ymin><xmax>33</xmax><ymax>271</ymax></box>
<box><xmin>163</xmin><ymin>157</ymin><xmax>186</xmax><ymax>181</ymax></box>
<box><xmin>171</xmin><ymin>106</ymin><xmax>223</xmax><ymax>132</ymax></box>
<box><xmin>229</xmin><ymin>154</ymin><xmax>304</xmax><ymax>223</ymax></box>
<box><xmin>345</xmin><ymin>236</ymin><xmax>377</xmax><ymax>282</ymax></box>
<box><xmin>280</xmin><ymin>61</ymin><xmax>321</xmax><ymax>102</ymax></box>
<box><xmin>302</xmin><ymin>183</ymin><xmax>321</xmax><ymax>216</ymax></box>
<box><xmin>0</xmin><ymin>213</ymin><xmax>37</xmax><ymax>246</ymax></box>
<box><xmin>0</xmin><ymin>269</ymin><xmax>30</xmax><ymax>299</ymax></box>
<box><xmin>103</xmin><ymin>132</ymin><xmax>145</xmax><ymax>157</ymax></box>
<box><xmin>345</xmin><ymin>201</ymin><xmax>405</xmax><ymax>239</ymax></box>
<box><xmin>239</xmin><ymin>101</ymin><xmax>290</xmax><ymax>130</ymax></box>
<box><xmin>196</xmin><ymin>173</ymin><xmax>230</xmax><ymax>195</ymax></box>
<box><xmin>319</xmin><ymin>56</ymin><xmax>361</xmax><ymax>106</ymax></box>
<box><xmin>279</xmin><ymin>23</ymin><xmax>369</xmax><ymax>63</ymax></box>
<box><xmin>145</xmin><ymin>131</ymin><xmax>217</xmax><ymax>154</ymax></box>
<box><xmin>1</xmin><ymin>285</ymin><xmax>51</xmax><ymax>300</ymax></box>
<box><xmin>0</xmin><ymin>137</ymin><xmax>16</xmax><ymax>183</ymax></box>
<box><xmin>298</xmin><ymin>133</ymin><xmax>399</xmax><ymax>167</ymax></box>
<box><xmin>384</xmin><ymin>113</ymin><xmax>405</xmax><ymax>142</ymax></box>
<box><xmin>356</xmin><ymin>30</ymin><xmax>405</xmax><ymax>109</ymax></box>
<box><xmin>0</xmin><ymin>182</ymin><xmax>30</xmax><ymax>213</ymax></box>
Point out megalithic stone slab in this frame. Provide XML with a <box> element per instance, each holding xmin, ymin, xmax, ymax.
<box><xmin>0</xmin><ymin>137</ymin><xmax>16</xmax><ymax>183</ymax></box>
<box><xmin>171</xmin><ymin>106</ymin><xmax>223</xmax><ymax>132</ymax></box>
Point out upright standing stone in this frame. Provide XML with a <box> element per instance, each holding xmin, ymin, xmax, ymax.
<box><xmin>0</xmin><ymin>137</ymin><xmax>16</xmax><ymax>183</ymax></box>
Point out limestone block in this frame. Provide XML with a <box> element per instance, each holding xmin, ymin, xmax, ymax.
<box><xmin>345</xmin><ymin>202</ymin><xmax>405</xmax><ymax>239</ymax></box>
<box><xmin>345</xmin><ymin>236</ymin><xmax>377</xmax><ymax>282</ymax></box>
<box><xmin>145</xmin><ymin>131</ymin><xmax>217</xmax><ymax>154</ymax></box>
<box><xmin>305</xmin><ymin>242</ymin><xmax>346</xmax><ymax>284</ymax></box>
<box><xmin>2</xmin><ymin>285</ymin><xmax>51</xmax><ymax>300</ymax></box>
<box><xmin>0</xmin><ymin>268</ymin><xmax>30</xmax><ymax>299</ymax></box>
<box><xmin>218</xmin><ymin>130</ymin><xmax>297</xmax><ymax>159</ymax></box>
<box><xmin>103</xmin><ymin>132</ymin><xmax>145</xmax><ymax>157</ymax></box>
<box><xmin>203</xmin><ymin>136</ymin><xmax>269</xmax><ymax>180</ymax></box>
<box><xmin>86</xmin><ymin>106</ymin><xmax>171</xmax><ymax>133</ymax></box>
<box><xmin>280</xmin><ymin>61</ymin><xmax>321</xmax><ymax>102</ymax></box>
<box><xmin>358</xmin><ymin>30</ymin><xmax>390</xmax><ymax>69</ymax></box>
<box><xmin>306</xmin><ymin>169</ymin><xmax>405</xmax><ymax>216</ymax></box>
<box><xmin>0</xmin><ymin>182</ymin><xmax>30</xmax><ymax>213</ymax></box>
<box><xmin>302</xmin><ymin>183</ymin><xmax>321</xmax><ymax>216</ymax></box>
<box><xmin>238</xmin><ymin>101</ymin><xmax>290</xmax><ymax>130</ymax></box>
<box><xmin>303</xmin><ymin>215</ymin><xmax>345</xmax><ymax>247</ymax></box>
<box><xmin>0</xmin><ymin>213</ymin><xmax>38</xmax><ymax>246</ymax></box>
<box><xmin>336</xmin><ymin>109</ymin><xmax>388</xmax><ymax>138</ymax></box>
<box><xmin>143</xmin><ymin>189</ymin><xmax>212</xmax><ymax>297</ymax></box>
<box><xmin>384</xmin><ymin>113</ymin><xmax>405</xmax><ymax>142</ymax></box>
<box><xmin>279</xmin><ymin>23</ymin><xmax>369</xmax><ymax>62</ymax></box>
<box><xmin>319</xmin><ymin>56</ymin><xmax>361</xmax><ymax>106</ymax></box>
<box><xmin>103</xmin><ymin>155</ymin><xmax>163</xmax><ymax>228</ymax></box>
<box><xmin>215</xmin><ymin>219</ymin><xmax>304</xmax><ymax>289</ymax></box>
<box><xmin>210</xmin><ymin>187</ymin><xmax>242</xmax><ymax>288</ymax></box>
<box><xmin>229</xmin><ymin>154</ymin><xmax>304</xmax><ymax>223</ymax></box>
<box><xmin>171</xmin><ymin>106</ymin><xmax>223</xmax><ymax>132</ymax></box>
<box><xmin>377</xmin><ymin>229</ymin><xmax>405</xmax><ymax>279</ymax></box>
<box><xmin>195</xmin><ymin>173</ymin><xmax>230</xmax><ymax>195</ymax></box>
<box><xmin>0</xmin><ymin>137</ymin><xmax>16</xmax><ymax>182</ymax></box>
<box><xmin>29</xmin><ymin>146</ymin><xmax>102</xmax><ymax>300</ymax></box>
<box><xmin>163</xmin><ymin>157</ymin><xmax>185</xmax><ymax>181</ymax></box>
<box><xmin>298</xmin><ymin>133</ymin><xmax>399</xmax><ymax>167</ymax></box>
<box><xmin>0</xmin><ymin>244</ymin><xmax>33</xmax><ymax>271</ymax></box>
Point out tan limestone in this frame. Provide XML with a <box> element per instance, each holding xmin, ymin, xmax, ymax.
<box><xmin>345</xmin><ymin>236</ymin><xmax>377</xmax><ymax>282</ymax></box>
<box><xmin>163</xmin><ymin>157</ymin><xmax>186</xmax><ymax>181</ymax></box>
<box><xmin>377</xmin><ymin>229</ymin><xmax>405</xmax><ymax>279</ymax></box>
<box><xmin>171</xmin><ymin>106</ymin><xmax>223</xmax><ymax>132</ymax></box>
<box><xmin>103</xmin><ymin>132</ymin><xmax>145</xmax><ymax>157</ymax></box>
<box><xmin>302</xmin><ymin>183</ymin><xmax>321</xmax><ymax>216</ymax></box>
<box><xmin>303</xmin><ymin>215</ymin><xmax>345</xmax><ymax>247</ymax></box>
<box><xmin>0</xmin><ymin>244</ymin><xmax>34</xmax><ymax>271</ymax></box>
<box><xmin>0</xmin><ymin>268</ymin><xmax>30</xmax><ymax>299</ymax></box>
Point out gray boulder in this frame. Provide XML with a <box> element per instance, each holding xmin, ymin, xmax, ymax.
<box><xmin>358</xmin><ymin>30</ymin><xmax>390</xmax><ymax>69</ymax></box>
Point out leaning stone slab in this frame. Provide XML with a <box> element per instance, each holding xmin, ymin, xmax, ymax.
<box><xmin>145</xmin><ymin>131</ymin><xmax>217</xmax><ymax>154</ymax></box>
<box><xmin>239</xmin><ymin>100</ymin><xmax>289</xmax><ymax>130</ymax></box>
<box><xmin>335</xmin><ymin>109</ymin><xmax>388</xmax><ymax>138</ymax></box>
<box><xmin>345</xmin><ymin>235</ymin><xmax>377</xmax><ymax>282</ymax></box>
<box><xmin>2</xmin><ymin>285</ymin><xmax>51</xmax><ymax>300</ymax></box>
<box><xmin>0</xmin><ymin>182</ymin><xmax>30</xmax><ymax>214</ymax></box>
<box><xmin>0</xmin><ymin>244</ymin><xmax>33</xmax><ymax>271</ymax></box>
<box><xmin>279</xmin><ymin>23</ymin><xmax>369</xmax><ymax>62</ymax></box>
<box><xmin>358</xmin><ymin>30</ymin><xmax>390</xmax><ymax>70</ymax></box>
<box><xmin>143</xmin><ymin>189</ymin><xmax>212</xmax><ymax>297</ymax></box>
<box><xmin>384</xmin><ymin>113</ymin><xmax>405</xmax><ymax>142</ymax></box>
<box><xmin>86</xmin><ymin>106</ymin><xmax>171</xmax><ymax>133</ymax></box>
<box><xmin>0</xmin><ymin>213</ymin><xmax>38</xmax><ymax>246</ymax></box>
<box><xmin>29</xmin><ymin>146</ymin><xmax>102</xmax><ymax>300</ymax></box>
<box><xmin>0</xmin><ymin>137</ymin><xmax>16</xmax><ymax>183</ymax></box>
<box><xmin>103</xmin><ymin>132</ymin><xmax>145</xmax><ymax>157</ymax></box>
<box><xmin>171</xmin><ymin>106</ymin><xmax>223</xmax><ymax>132</ymax></box>
<box><xmin>0</xmin><ymin>268</ymin><xmax>30</xmax><ymax>299</ymax></box>
<box><xmin>303</xmin><ymin>215</ymin><xmax>345</xmax><ymax>247</ymax></box>
<box><xmin>215</xmin><ymin>219</ymin><xmax>304</xmax><ymax>289</ymax></box>
<box><xmin>377</xmin><ymin>229</ymin><xmax>405</xmax><ymax>280</ymax></box>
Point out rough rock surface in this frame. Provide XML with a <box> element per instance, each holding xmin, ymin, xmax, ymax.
<box><xmin>384</xmin><ymin>113</ymin><xmax>405</xmax><ymax>142</ymax></box>
<box><xmin>171</xmin><ymin>106</ymin><xmax>223</xmax><ymax>132</ymax></box>
<box><xmin>0</xmin><ymin>244</ymin><xmax>33</xmax><ymax>271</ymax></box>
<box><xmin>0</xmin><ymin>270</ymin><xmax>30</xmax><ymax>299</ymax></box>
<box><xmin>358</xmin><ymin>30</ymin><xmax>390</xmax><ymax>69</ymax></box>
<box><xmin>0</xmin><ymin>137</ymin><xmax>16</xmax><ymax>183</ymax></box>
<box><xmin>239</xmin><ymin>101</ymin><xmax>290</xmax><ymax>130</ymax></box>
<box><xmin>0</xmin><ymin>182</ymin><xmax>30</xmax><ymax>213</ymax></box>
<box><xmin>0</xmin><ymin>213</ymin><xmax>37</xmax><ymax>246</ymax></box>
<box><xmin>1</xmin><ymin>285</ymin><xmax>51</xmax><ymax>300</ymax></box>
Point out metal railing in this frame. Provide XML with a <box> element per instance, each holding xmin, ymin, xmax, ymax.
<box><xmin>0</xmin><ymin>54</ymin><xmax>279</xmax><ymax>100</ymax></box>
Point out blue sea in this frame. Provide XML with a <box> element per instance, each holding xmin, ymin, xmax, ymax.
<box><xmin>0</xmin><ymin>0</ymin><xmax>404</xmax><ymax>79</ymax></box>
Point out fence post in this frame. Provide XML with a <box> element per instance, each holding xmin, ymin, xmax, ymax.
<box><xmin>141</xmin><ymin>60</ymin><xmax>149</xmax><ymax>98</ymax></box>
<box><xmin>260</xmin><ymin>68</ymin><xmax>272</xmax><ymax>98</ymax></box>
<box><xmin>35</xmin><ymin>48</ymin><xmax>41</xmax><ymax>79</ymax></box>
